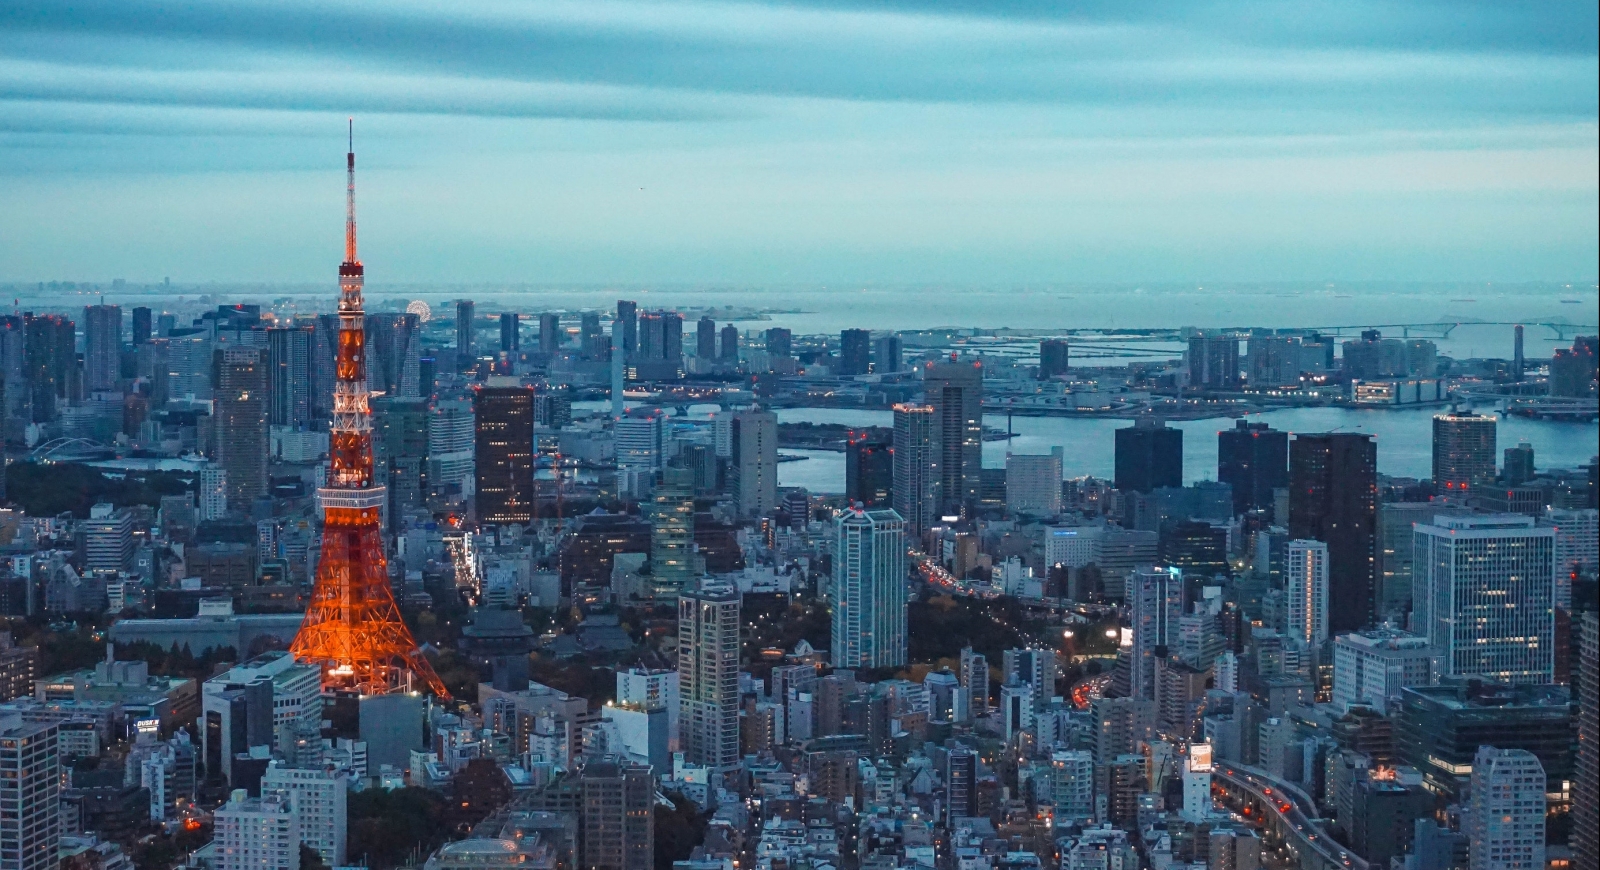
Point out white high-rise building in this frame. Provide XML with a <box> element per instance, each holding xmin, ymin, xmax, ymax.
<box><xmin>83</xmin><ymin>503</ymin><xmax>134</xmax><ymax>574</ymax></box>
<box><xmin>199</xmin><ymin>465</ymin><xmax>229</xmax><ymax>521</ymax></box>
<box><xmin>215</xmin><ymin>789</ymin><xmax>299</xmax><ymax>870</ymax></box>
<box><xmin>1044</xmin><ymin>525</ymin><xmax>1102</xmax><ymax>571</ymax></box>
<box><xmin>616</xmin><ymin>668</ymin><xmax>679</xmax><ymax>747</ymax></box>
<box><xmin>1214</xmin><ymin>651</ymin><xmax>1238</xmax><ymax>693</ymax></box>
<box><xmin>1545</xmin><ymin>507</ymin><xmax>1598</xmax><ymax>611</ymax></box>
<box><xmin>1006</xmin><ymin>449</ymin><xmax>1063</xmax><ymax>516</ymax></box>
<box><xmin>262</xmin><ymin>763</ymin><xmax>348</xmax><ymax>866</ymax></box>
<box><xmin>1181</xmin><ymin>743</ymin><xmax>1214</xmax><ymax>823</ymax></box>
<box><xmin>1000</xmin><ymin>682</ymin><xmax>1033</xmax><ymax>739</ymax></box>
<box><xmin>1130</xmin><ymin>567</ymin><xmax>1184</xmax><ymax>701</ymax></box>
<box><xmin>427</xmin><ymin>399</ymin><xmax>475</xmax><ymax>504</ymax></box>
<box><xmin>0</xmin><ymin>715</ymin><xmax>59</xmax><ymax>870</ymax></box>
<box><xmin>1414</xmin><ymin>515</ymin><xmax>1555</xmax><ymax>685</ymax></box>
<box><xmin>831</xmin><ymin>507</ymin><xmax>907</xmax><ymax>668</ymax></box>
<box><xmin>1331</xmin><ymin>627</ymin><xmax>1434</xmax><ymax>712</ymax></box>
<box><xmin>615</xmin><ymin>412</ymin><xmax>665</xmax><ymax>475</ymax></box>
<box><xmin>678</xmin><ymin>581</ymin><xmax>739</xmax><ymax>771</ymax></box>
<box><xmin>1468</xmin><ymin>747</ymin><xmax>1545</xmax><ymax>870</ymax></box>
<box><xmin>729</xmin><ymin>409</ymin><xmax>777</xmax><ymax>519</ymax></box>
<box><xmin>1285</xmin><ymin>540</ymin><xmax>1329</xmax><ymax>648</ymax></box>
<box><xmin>1048</xmin><ymin>750</ymin><xmax>1095</xmax><ymax>822</ymax></box>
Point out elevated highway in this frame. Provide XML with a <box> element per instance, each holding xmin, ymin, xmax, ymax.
<box><xmin>1212</xmin><ymin>763</ymin><xmax>1367</xmax><ymax>870</ymax></box>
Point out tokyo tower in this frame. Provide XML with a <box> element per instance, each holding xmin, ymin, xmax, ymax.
<box><xmin>290</xmin><ymin>123</ymin><xmax>449</xmax><ymax>698</ymax></box>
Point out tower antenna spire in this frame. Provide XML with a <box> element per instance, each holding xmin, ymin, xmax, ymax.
<box><xmin>345</xmin><ymin>118</ymin><xmax>357</xmax><ymax>264</ymax></box>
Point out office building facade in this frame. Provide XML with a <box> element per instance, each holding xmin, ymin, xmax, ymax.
<box><xmin>831</xmin><ymin>507</ymin><xmax>907</xmax><ymax>669</ymax></box>
<box><xmin>1115</xmin><ymin>418</ymin><xmax>1183</xmax><ymax>494</ymax></box>
<box><xmin>1414</xmin><ymin>515</ymin><xmax>1554</xmax><ymax>685</ymax></box>
<box><xmin>1217</xmin><ymin>419</ymin><xmax>1287</xmax><ymax>515</ymax></box>
<box><xmin>678</xmin><ymin>582</ymin><xmax>739</xmax><ymax>771</ymax></box>
<box><xmin>1432</xmin><ymin>412</ymin><xmax>1497</xmax><ymax>492</ymax></box>
<box><xmin>1289</xmin><ymin>433</ymin><xmax>1377</xmax><ymax>633</ymax></box>
<box><xmin>473</xmin><ymin>386</ymin><xmax>536</xmax><ymax>524</ymax></box>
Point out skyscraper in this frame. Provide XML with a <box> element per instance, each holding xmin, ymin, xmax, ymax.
<box><xmin>1039</xmin><ymin>338</ymin><xmax>1070</xmax><ymax>380</ymax></box>
<box><xmin>539</xmin><ymin>313</ymin><xmax>561</xmax><ymax>355</ymax></box>
<box><xmin>719</xmin><ymin>324</ymin><xmax>739</xmax><ymax>363</ymax></box>
<box><xmin>1503</xmin><ymin>443</ymin><xmax>1535</xmax><ymax>486</ymax></box>
<box><xmin>1006</xmin><ymin>449</ymin><xmax>1064</xmax><ymax>516</ymax></box>
<box><xmin>874</xmin><ymin>334</ymin><xmax>902</xmax><ymax>373</ymax></box>
<box><xmin>1114</xmin><ymin>417</ymin><xmax>1183</xmax><ymax>494</ymax></box>
<box><xmin>0</xmin><ymin>717</ymin><xmax>59</xmax><ymax>870</ymax></box>
<box><xmin>364</xmin><ymin>312</ymin><xmax>421</xmax><ymax>397</ymax></box>
<box><xmin>1217</xmin><ymin>419</ymin><xmax>1288</xmax><ymax>515</ymax></box>
<box><xmin>579</xmin><ymin>759</ymin><xmax>655</xmax><ymax>870</ymax></box>
<box><xmin>1414</xmin><ymin>515</ymin><xmax>1554</xmax><ymax>685</ymax></box>
<box><xmin>923</xmin><ymin>359</ymin><xmax>983</xmax><ymax>516</ymax></box>
<box><xmin>499</xmin><ymin>312</ymin><xmax>519</xmax><ymax>352</ymax></box>
<box><xmin>845</xmin><ymin>431</ymin><xmax>893</xmax><ymax>508</ymax></box>
<box><xmin>266</xmin><ymin>326</ymin><xmax>312</xmax><ymax>428</ymax></box>
<box><xmin>648</xmin><ymin>468</ymin><xmax>695</xmax><ymax>601</ymax></box>
<box><xmin>1289</xmin><ymin>433</ymin><xmax>1377</xmax><ymax>633</ymax></box>
<box><xmin>959</xmin><ymin>647</ymin><xmax>989</xmax><ymax>716</ymax></box>
<box><xmin>679</xmin><ymin>581</ymin><xmax>739</xmax><ymax>771</ymax></box>
<box><xmin>372</xmin><ymin>396</ymin><xmax>430</xmax><ymax>524</ymax></box>
<box><xmin>473</xmin><ymin>385</ymin><xmax>535</xmax><ymax>525</ymax></box>
<box><xmin>616</xmin><ymin>300</ymin><xmax>638</xmax><ymax>356</ymax></box>
<box><xmin>839</xmin><ymin>329</ymin><xmax>871</xmax><ymax>375</ymax></box>
<box><xmin>1285</xmin><ymin>540</ymin><xmax>1329</xmax><ymax>649</ymax></box>
<box><xmin>83</xmin><ymin>303</ymin><xmax>122</xmax><ymax>392</ymax></box>
<box><xmin>696</xmin><ymin>317</ymin><xmax>716</xmax><ymax>359</ymax></box>
<box><xmin>132</xmin><ymin>306</ymin><xmax>152</xmax><ymax>345</ymax></box>
<box><xmin>455</xmin><ymin>299</ymin><xmax>476</xmax><ymax>370</ymax></box>
<box><xmin>25</xmin><ymin>313</ymin><xmax>74</xmax><ymax>422</ymax></box>
<box><xmin>730</xmin><ymin>409</ymin><xmax>777</xmax><ymax>519</ymax></box>
<box><xmin>1468</xmin><ymin>748</ymin><xmax>1545</xmax><ymax>870</ymax></box>
<box><xmin>1575</xmin><ymin>611</ymin><xmax>1599</xmax><ymax>870</ymax></box>
<box><xmin>1187</xmin><ymin>333</ymin><xmax>1240</xmax><ymax>390</ymax></box>
<box><xmin>615</xmin><ymin>412</ymin><xmax>665</xmax><ymax>480</ymax></box>
<box><xmin>1130</xmin><ymin>567</ymin><xmax>1183</xmax><ymax>701</ymax></box>
<box><xmin>1432</xmin><ymin>411</ymin><xmax>1497</xmax><ymax>492</ymax></box>
<box><xmin>428</xmin><ymin>399</ymin><xmax>475</xmax><ymax>507</ymax></box>
<box><xmin>891</xmin><ymin>403</ymin><xmax>937</xmax><ymax>537</ymax></box>
<box><xmin>831</xmin><ymin>506</ymin><xmax>907</xmax><ymax>669</ymax></box>
<box><xmin>764</xmin><ymin>327</ymin><xmax>791</xmax><ymax>359</ymax></box>
<box><xmin>214</xmin><ymin>347</ymin><xmax>269</xmax><ymax>514</ymax></box>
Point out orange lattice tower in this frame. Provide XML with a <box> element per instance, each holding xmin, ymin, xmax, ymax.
<box><xmin>290</xmin><ymin>123</ymin><xmax>449</xmax><ymax>698</ymax></box>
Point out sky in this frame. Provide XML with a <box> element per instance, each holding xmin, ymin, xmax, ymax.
<box><xmin>1</xmin><ymin>0</ymin><xmax>1597</xmax><ymax>286</ymax></box>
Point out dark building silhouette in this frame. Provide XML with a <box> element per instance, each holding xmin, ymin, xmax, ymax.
<box><xmin>539</xmin><ymin>313</ymin><xmax>561</xmax><ymax>355</ymax></box>
<box><xmin>720</xmin><ymin>324</ymin><xmax>739</xmax><ymax>363</ymax></box>
<box><xmin>1114</xmin><ymin>417</ymin><xmax>1183</xmax><ymax>494</ymax></box>
<box><xmin>499</xmin><ymin>312</ymin><xmax>519</xmax><ymax>352</ymax></box>
<box><xmin>132</xmin><ymin>307</ymin><xmax>152</xmax><ymax>345</ymax></box>
<box><xmin>845</xmin><ymin>432</ymin><xmax>893</xmax><ymax>508</ymax></box>
<box><xmin>765</xmin><ymin>327</ymin><xmax>792</xmax><ymax>359</ymax></box>
<box><xmin>616</xmin><ymin>300</ymin><xmax>638</xmax><ymax>354</ymax></box>
<box><xmin>1289</xmin><ymin>432</ymin><xmax>1377</xmax><ymax>633</ymax></box>
<box><xmin>875</xmin><ymin>334</ymin><xmax>902</xmax><ymax>373</ymax></box>
<box><xmin>473</xmin><ymin>386</ymin><xmax>535</xmax><ymax>524</ymax></box>
<box><xmin>839</xmin><ymin>329</ymin><xmax>872</xmax><ymax>376</ymax></box>
<box><xmin>1039</xmin><ymin>339</ymin><xmax>1070</xmax><ymax>380</ymax></box>
<box><xmin>697</xmin><ymin>317</ymin><xmax>717</xmax><ymax>359</ymax></box>
<box><xmin>1218</xmin><ymin>419</ymin><xmax>1288</xmax><ymax>515</ymax></box>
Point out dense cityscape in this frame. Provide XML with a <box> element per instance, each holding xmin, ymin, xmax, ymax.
<box><xmin>0</xmin><ymin>133</ymin><xmax>1592</xmax><ymax>870</ymax></box>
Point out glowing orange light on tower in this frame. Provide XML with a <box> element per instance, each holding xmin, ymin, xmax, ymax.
<box><xmin>290</xmin><ymin>121</ymin><xmax>449</xmax><ymax>699</ymax></box>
